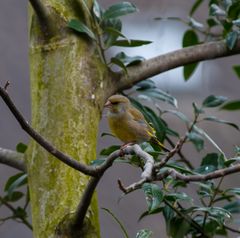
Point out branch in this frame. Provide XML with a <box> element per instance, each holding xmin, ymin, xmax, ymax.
<box><xmin>29</xmin><ymin>0</ymin><xmax>56</xmax><ymax>37</ymax></box>
<box><xmin>0</xmin><ymin>147</ymin><xmax>26</xmax><ymax>172</ymax></box>
<box><xmin>0</xmin><ymin>85</ymin><xmax>156</xmax><ymax>178</ymax></box>
<box><xmin>159</xmin><ymin>165</ymin><xmax>240</xmax><ymax>182</ymax></box>
<box><xmin>0</xmin><ymin>85</ymin><xmax>97</xmax><ymax>176</ymax></box>
<box><xmin>115</xmin><ymin>39</ymin><xmax>240</xmax><ymax>92</ymax></box>
<box><xmin>165</xmin><ymin>136</ymin><xmax>194</xmax><ymax>169</ymax></box>
<box><xmin>71</xmin><ymin>177</ymin><xmax>101</xmax><ymax>229</ymax></box>
<box><xmin>120</xmin><ymin>164</ymin><xmax>240</xmax><ymax>195</ymax></box>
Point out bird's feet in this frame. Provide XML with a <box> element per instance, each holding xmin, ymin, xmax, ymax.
<box><xmin>119</xmin><ymin>142</ymin><xmax>135</xmax><ymax>157</ymax></box>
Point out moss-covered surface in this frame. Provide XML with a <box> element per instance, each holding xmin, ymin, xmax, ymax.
<box><xmin>27</xmin><ymin>1</ymin><xmax>109</xmax><ymax>237</ymax></box>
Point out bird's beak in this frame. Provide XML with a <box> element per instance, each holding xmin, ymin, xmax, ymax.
<box><xmin>104</xmin><ymin>100</ymin><xmax>112</xmax><ymax>108</ymax></box>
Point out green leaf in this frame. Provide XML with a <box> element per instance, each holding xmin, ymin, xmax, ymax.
<box><xmin>103</xmin><ymin>24</ymin><xmax>130</xmax><ymax>49</ymax></box>
<box><xmin>189</xmin><ymin>17</ymin><xmax>204</xmax><ymax>30</ymax></box>
<box><xmin>207</xmin><ymin>18</ymin><xmax>218</xmax><ymax>27</ymax></box>
<box><xmin>4</xmin><ymin>173</ymin><xmax>26</xmax><ymax>192</ymax></box>
<box><xmin>182</xmin><ymin>30</ymin><xmax>199</xmax><ymax>80</ymax></box>
<box><xmin>187</xmin><ymin>131</ymin><xmax>204</xmax><ymax>151</ymax></box>
<box><xmin>227</xmin><ymin>2</ymin><xmax>240</xmax><ymax>20</ymax></box>
<box><xmin>169</xmin><ymin>217</ymin><xmax>190</xmax><ymax>238</ymax></box>
<box><xmin>232</xmin><ymin>19</ymin><xmax>240</xmax><ymax>27</ymax></box>
<box><xmin>103</xmin><ymin>2</ymin><xmax>137</xmax><ymax>19</ymax></box>
<box><xmin>203</xmin><ymin>116</ymin><xmax>239</xmax><ymax>130</ymax></box>
<box><xmin>166</xmin><ymin>163</ymin><xmax>195</xmax><ymax>174</ymax></box>
<box><xmin>111</xmin><ymin>56</ymin><xmax>127</xmax><ymax>73</ymax></box>
<box><xmin>201</xmin><ymin>153</ymin><xmax>219</xmax><ymax>169</ymax></box>
<box><xmin>226</xmin><ymin>31</ymin><xmax>238</xmax><ymax>50</ymax></box>
<box><xmin>92</xmin><ymin>0</ymin><xmax>102</xmax><ymax>20</ymax></box>
<box><xmin>113</xmin><ymin>39</ymin><xmax>152</xmax><ymax>47</ymax></box>
<box><xmin>14</xmin><ymin>207</ymin><xmax>27</xmax><ymax>218</ymax></box>
<box><xmin>100</xmin><ymin>145</ymin><xmax>120</xmax><ymax>156</ymax></box>
<box><xmin>233</xmin><ymin>65</ymin><xmax>240</xmax><ymax>79</ymax></box>
<box><xmin>221</xmin><ymin>100</ymin><xmax>240</xmax><ymax>110</ymax></box>
<box><xmin>135</xmin><ymin>80</ymin><xmax>156</xmax><ymax>90</ymax></box>
<box><xmin>226</xmin><ymin>188</ymin><xmax>240</xmax><ymax>195</ymax></box>
<box><xmin>138</xmin><ymin>88</ymin><xmax>178</xmax><ymax>108</ymax></box>
<box><xmin>5</xmin><ymin>191</ymin><xmax>24</xmax><ymax>202</ymax></box>
<box><xmin>210</xmin><ymin>4</ymin><xmax>226</xmax><ymax>16</ymax></box>
<box><xmin>112</xmin><ymin>52</ymin><xmax>145</xmax><ymax>67</ymax></box>
<box><xmin>68</xmin><ymin>19</ymin><xmax>96</xmax><ymax>40</ymax></box>
<box><xmin>16</xmin><ymin>142</ymin><xmax>27</xmax><ymax>153</ymax></box>
<box><xmin>224</xmin><ymin>157</ymin><xmax>240</xmax><ymax>167</ymax></box>
<box><xmin>6</xmin><ymin>174</ymin><xmax>27</xmax><ymax>198</ymax></box>
<box><xmin>190</xmin><ymin>0</ymin><xmax>204</xmax><ymax>16</ymax></box>
<box><xmin>142</xmin><ymin>183</ymin><xmax>164</xmax><ymax>213</ymax></box>
<box><xmin>182</xmin><ymin>30</ymin><xmax>199</xmax><ymax>48</ymax></box>
<box><xmin>183</xmin><ymin>63</ymin><xmax>199</xmax><ymax>81</ymax></box>
<box><xmin>104</xmin><ymin>27</ymin><xmax>128</xmax><ymax>41</ymax></box>
<box><xmin>136</xmin><ymin>229</ymin><xmax>153</xmax><ymax>238</ymax></box>
<box><xmin>102</xmin><ymin>207</ymin><xmax>129</xmax><ymax>238</ymax></box>
<box><xmin>223</xmin><ymin>201</ymin><xmax>240</xmax><ymax>213</ymax></box>
<box><xmin>163</xmin><ymin>205</ymin><xmax>175</xmax><ymax>236</ymax></box>
<box><xmin>194</xmin><ymin>126</ymin><xmax>226</xmax><ymax>156</ymax></box>
<box><xmin>193</xmin><ymin>206</ymin><xmax>231</xmax><ymax>218</ymax></box>
<box><xmin>165</xmin><ymin>192</ymin><xmax>192</xmax><ymax>202</ymax></box>
<box><xmin>163</xmin><ymin>110</ymin><xmax>189</xmax><ymax>123</ymax></box>
<box><xmin>102</xmin><ymin>18</ymin><xmax>122</xmax><ymax>48</ymax></box>
<box><xmin>202</xmin><ymin>95</ymin><xmax>228</xmax><ymax>107</ymax></box>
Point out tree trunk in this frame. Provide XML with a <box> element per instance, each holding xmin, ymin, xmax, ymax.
<box><xmin>27</xmin><ymin>1</ymin><xmax>109</xmax><ymax>237</ymax></box>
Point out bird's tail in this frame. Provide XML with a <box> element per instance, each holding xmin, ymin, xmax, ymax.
<box><xmin>150</xmin><ymin>137</ymin><xmax>170</xmax><ymax>153</ymax></box>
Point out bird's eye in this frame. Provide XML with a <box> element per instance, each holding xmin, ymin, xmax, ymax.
<box><xmin>111</xmin><ymin>102</ymin><xmax>118</xmax><ymax>105</ymax></box>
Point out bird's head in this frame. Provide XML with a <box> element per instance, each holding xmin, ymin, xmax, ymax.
<box><xmin>104</xmin><ymin>95</ymin><xmax>130</xmax><ymax>114</ymax></box>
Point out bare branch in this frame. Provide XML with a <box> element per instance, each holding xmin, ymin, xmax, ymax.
<box><xmin>165</xmin><ymin>136</ymin><xmax>194</xmax><ymax>169</ymax></box>
<box><xmin>160</xmin><ymin>165</ymin><xmax>240</xmax><ymax>182</ymax></box>
<box><xmin>0</xmin><ymin>86</ymin><xmax>97</xmax><ymax>176</ymax></box>
<box><xmin>0</xmin><ymin>147</ymin><xmax>26</xmax><ymax>172</ymax></box>
<box><xmin>29</xmin><ymin>0</ymin><xmax>56</xmax><ymax>37</ymax></box>
<box><xmin>154</xmin><ymin>137</ymin><xmax>186</xmax><ymax>169</ymax></box>
<box><xmin>72</xmin><ymin>177</ymin><xmax>101</xmax><ymax>229</ymax></box>
<box><xmin>114</xmin><ymin>39</ymin><xmax>240</xmax><ymax>92</ymax></box>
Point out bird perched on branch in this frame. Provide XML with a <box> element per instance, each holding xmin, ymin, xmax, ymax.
<box><xmin>104</xmin><ymin>94</ymin><xmax>170</xmax><ymax>152</ymax></box>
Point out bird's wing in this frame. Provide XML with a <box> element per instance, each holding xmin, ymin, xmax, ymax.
<box><xmin>128</xmin><ymin>107</ymin><xmax>156</xmax><ymax>135</ymax></box>
<box><xmin>128</xmin><ymin>107</ymin><xmax>146</xmax><ymax>123</ymax></box>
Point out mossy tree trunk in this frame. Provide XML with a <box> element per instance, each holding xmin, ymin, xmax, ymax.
<box><xmin>27</xmin><ymin>1</ymin><xmax>111</xmax><ymax>237</ymax></box>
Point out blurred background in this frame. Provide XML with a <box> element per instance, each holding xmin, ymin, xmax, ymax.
<box><xmin>0</xmin><ymin>0</ymin><xmax>240</xmax><ymax>237</ymax></box>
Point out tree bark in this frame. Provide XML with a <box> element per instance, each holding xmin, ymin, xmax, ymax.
<box><xmin>27</xmin><ymin>1</ymin><xmax>108</xmax><ymax>237</ymax></box>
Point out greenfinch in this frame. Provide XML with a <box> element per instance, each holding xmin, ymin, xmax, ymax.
<box><xmin>105</xmin><ymin>95</ymin><xmax>170</xmax><ymax>152</ymax></box>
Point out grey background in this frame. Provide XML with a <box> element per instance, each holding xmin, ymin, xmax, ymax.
<box><xmin>0</xmin><ymin>0</ymin><xmax>240</xmax><ymax>237</ymax></box>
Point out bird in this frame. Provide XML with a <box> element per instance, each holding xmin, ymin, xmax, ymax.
<box><xmin>104</xmin><ymin>94</ymin><xmax>170</xmax><ymax>152</ymax></box>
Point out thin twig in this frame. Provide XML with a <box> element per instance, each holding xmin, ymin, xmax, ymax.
<box><xmin>154</xmin><ymin>137</ymin><xmax>186</xmax><ymax>169</ymax></box>
<box><xmin>118</xmin><ymin>164</ymin><xmax>240</xmax><ymax>195</ymax></box>
<box><xmin>0</xmin><ymin>147</ymin><xmax>26</xmax><ymax>172</ymax></box>
<box><xmin>202</xmin><ymin>176</ymin><xmax>224</xmax><ymax>229</ymax></box>
<box><xmin>165</xmin><ymin>136</ymin><xmax>194</xmax><ymax>169</ymax></box>
<box><xmin>0</xmin><ymin>197</ymin><xmax>32</xmax><ymax>229</ymax></box>
<box><xmin>224</xmin><ymin>224</ymin><xmax>240</xmax><ymax>234</ymax></box>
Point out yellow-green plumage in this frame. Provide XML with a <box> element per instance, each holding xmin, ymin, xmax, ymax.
<box><xmin>105</xmin><ymin>95</ymin><xmax>169</xmax><ymax>152</ymax></box>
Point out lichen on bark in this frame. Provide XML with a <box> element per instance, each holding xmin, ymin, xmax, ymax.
<box><xmin>27</xmin><ymin>1</ymin><xmax>108</xmax><ymax>237</ymax></box>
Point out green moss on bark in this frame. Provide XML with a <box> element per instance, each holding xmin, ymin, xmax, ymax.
<box><xmin>27</xmin><ymin>1</ymin><xmax>108</xmax><ymax>237</ymax></box>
